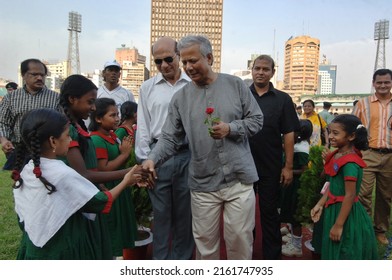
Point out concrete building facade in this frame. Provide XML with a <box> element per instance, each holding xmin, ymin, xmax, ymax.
<box><xmin>115</xmin><ymin>45</ymin><xmax>148</xmax><ymax>100</ymax></box>
<box><xmin>318</xmin><ymin>57</ymin><xmax>337</xmax><ymax>95</ymax></box>
<box><xmin>283</xmin><ymin>35</ymin><xmax>320</xmax><ymax>102</ymax></box>
<box><xmin>150</xmin><ymin>0</ymin><xmax>223</xmax><ymax>77</ymax></box>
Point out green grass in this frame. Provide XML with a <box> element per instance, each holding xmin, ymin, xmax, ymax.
<box><xmin>0</xmin><ymin>153</ymin><xmax>21</xmax><ymax>260</ymax></box>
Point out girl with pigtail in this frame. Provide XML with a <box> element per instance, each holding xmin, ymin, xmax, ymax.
<box><xmin>310</xmin><ymin>114</ymin><xmax>378</xmax><ymax>259</ymax></box>
<box><xmin>88</xmin><ymin>98</ymin><xmax>138</xmax><ymax>258</ymax></box>
<box><xmin>58</xmin><ymin>74</ymin><xmax>153</xmax><ymax>259</ymax></box>
<box><xmin>115</xmin><ymin>100</ymin><xmax>138</xmax><ymax>168</ymax></box>
<box><xmin>12</xmin><ymin>108</ymin><xmax>145</xmax><ymax>259</ymax></box>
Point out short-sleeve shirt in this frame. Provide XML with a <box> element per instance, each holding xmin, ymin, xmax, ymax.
<box><xmin>249</xmin><ymin>82</ymin><xmax>300</xmax><ymax>175</ymax></box>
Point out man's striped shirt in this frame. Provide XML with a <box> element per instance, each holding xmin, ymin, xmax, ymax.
<box><xmin>353</xmin><ymin>94</ymin><xmax>392</xmax><ymax>149</ymax></box>
<box><xmin>0</xmin><ymin>86</ymin><xmax>60</xmax><ymax>143</ymax></box>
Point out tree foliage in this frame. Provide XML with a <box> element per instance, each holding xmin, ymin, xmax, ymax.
<box><xmin>296</xmin><ymin>145</ymin><xmax>326</xmax><ymax>224</ymax></box>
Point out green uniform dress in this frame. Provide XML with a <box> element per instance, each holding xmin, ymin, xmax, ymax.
<box><xmin>59</xmin><ymin>124</ymin><xmax>112</xmax><ymax>259</ymax></box>
<box><xmin>15</xmin><ymin>157</ymin><xmax>114</xmax><ymax>260</ymax></box>
<box><xmin>90</xmin><ymin>130</ymin><xmax>138</xmax><ymax>256</ymax></box>
<box><xmin>115</xmin><ymin>125</ymin><xmax>137</xmax><ymax>168</ymax></box>
<box><xmin>280</xmin><ymin>141</ymin><xmax>309</xmax><ymax>226</ymax></box>
<box><xmin>322</xmin><ymin>150</ymin><xmax>378</xmax><ymax>260</ymax></box>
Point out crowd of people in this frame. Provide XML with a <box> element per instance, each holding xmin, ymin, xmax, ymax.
<box><xmin>0</xmin><ymin>35</ymin><xmax>391</xmax><ymax>260</ymax></box>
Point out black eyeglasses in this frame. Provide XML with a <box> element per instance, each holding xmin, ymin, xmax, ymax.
<box><xmin>154</xmin><ymin>55</ymin><xmax>176</xmax><ymax>65</ymax></box>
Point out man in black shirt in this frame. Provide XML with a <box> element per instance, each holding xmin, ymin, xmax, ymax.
<box><xmin>249</xmin><ymin>55</ymin><xmax>300</xmax><ymax>259</ymax></box>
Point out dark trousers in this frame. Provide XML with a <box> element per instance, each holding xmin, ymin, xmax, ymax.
<box><xmin>2</xmin><ymin>149</ymin><xmax>16</xmax><ymax>170</ymax></box>
<box><xmin>256</xmin><ymin>175</ymin><xmax>282</xmax><ymax>260</ymax></box>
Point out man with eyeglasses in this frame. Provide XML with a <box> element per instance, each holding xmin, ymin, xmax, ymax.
<box><xmin>135</xmin><ymin>36</ymin><xmax>194</xmax><ymax>260</ymax></box>
<box><xmin>0</xmin><ymin>58</ymin><xmax>60</xmax><ymax>170</ymax></box>
<box><xmin>353</xmin><ymin>68</ymin><xmax>392</xmax><ymax>246</ymax></box>
<box><xmin>97</xmin><ymin>60</ymin><xmax>135</xmax><ymax>111</ymax></box>
<box><xmin>142</xmin><ymin>35</ymin><xmax>263</xmax><ymax>260</ymax></box>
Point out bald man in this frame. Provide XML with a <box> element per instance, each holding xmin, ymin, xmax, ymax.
<box><xmin>135</xmin><ymin>37</ymin><xmax>194</xmax><ymax>259</ymax></box>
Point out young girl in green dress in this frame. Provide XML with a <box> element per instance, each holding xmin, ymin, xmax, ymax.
<box><xmin>59</xmin><ymin>75</ymin><xmax>152</xmax><ymax>259</ymax></box>
<box><xmin>116</xmin><ymin>101</ymin><xmax>138</xmax><ymax>168</ymax></box>
<box><xmin>89</xmin><ymin>98</ymin><xmax>138</xmax><ymax>258</ymax></box>
<box><xmin>11</xmin><ymin>108</ymin><xmax>144</xmax><ymax>259</ymax></box>
<box><xmin>311</xmin><ymin>114</ymin><xmax>378</xmax><ymax>259</ymax></box>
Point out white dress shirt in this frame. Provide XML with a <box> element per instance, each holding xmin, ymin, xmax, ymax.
<box><xmin>135</xmin><ymin>71</ymin><xmax>190</xmax><ymax>161</ymax></box>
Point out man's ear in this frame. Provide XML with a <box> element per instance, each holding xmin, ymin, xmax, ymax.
<box><xmin>207</xmin><ymin>53</ymin><xmax>214</xmax><ymax>66</ymax></box>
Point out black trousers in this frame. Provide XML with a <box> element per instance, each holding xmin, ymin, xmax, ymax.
<box><xmin>255</xmin><ymin>175</ymin><xmax>282</xmax><ymax>260</ymax></box>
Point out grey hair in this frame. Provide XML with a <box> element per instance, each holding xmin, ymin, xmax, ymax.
<box><xmin>178</xmin><ymin>35</ymin><xmax>213</xmax><ymax>57</ymax></box>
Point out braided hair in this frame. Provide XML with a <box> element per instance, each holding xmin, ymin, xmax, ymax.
<box><xmin>12</xmin><ymin>108</ymin><xmax>68</xmax><ymax>194</ymax></box>
<box><xmin>119</xmin><ymin>101</ymin><xmax>138</xmax><ymax>125</ymax></box>
<box><xmin>60</xmin><ymin>75</ymin><xmax>97</xmax><ymax>157</ymax></box>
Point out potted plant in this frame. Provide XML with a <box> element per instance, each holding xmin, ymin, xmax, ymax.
<box><xmin>296</xmin><ymin>145</ymin><xmax>326</xmax><ymax>258</ymax></box>
<box><xmin>123</xmin><ymin>186</ymin><xmax>153</xmax><ymax>260</ymax></box>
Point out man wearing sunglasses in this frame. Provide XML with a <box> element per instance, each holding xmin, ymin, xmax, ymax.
<box><xmin>142</xmin><ymin>35</ymin><xmax>263</xmax><ymax>260</ymax></box>
<box><xmin>135</xmin><ymin>37</ymin><xmax>193</xmax><ymax>260</ymax></box>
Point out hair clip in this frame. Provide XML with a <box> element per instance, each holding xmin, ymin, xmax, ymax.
<box><xmin>11</xmin><ymin>170</ymin><xmax>21</xmax><ymax>181</ymax></box>
<box><xmin>356</xmin><ymin>124</ymin><xmax>365</xmax><ymax>129</ymax></box>
<box><xmin>33</xmin><ymin>166</ymin><xmax>42</xmax><ymax>178</ymax></box>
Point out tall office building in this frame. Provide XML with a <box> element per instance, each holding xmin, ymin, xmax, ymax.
<box><xmin>283</xmin><ymin>35</ymin><xmax>320</xmax><ymax>102</ymax></box>
<box><xmin>318</xmin><ymin>57</ymin><xmax>337</xmax><ymax>95</ymax></box>
<box><xmin>150</xmin><ymin>0</ymin><xmax>223</xmax><ymax>77</ymax></box>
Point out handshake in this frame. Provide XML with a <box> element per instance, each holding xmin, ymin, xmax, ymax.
<box><xmin>126</xmin><ymin>160</ymin><xmax>158</xmax><ymax>189</ymax></box>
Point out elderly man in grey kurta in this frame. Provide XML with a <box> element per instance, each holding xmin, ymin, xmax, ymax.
<box><xmin>142</xmin><ymin>35</ymin><xmax>263</xmax><ymax>260</ymax></box>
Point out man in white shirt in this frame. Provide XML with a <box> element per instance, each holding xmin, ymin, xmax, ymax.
<box><xmin>97</xmin><ymin>60</ymin><xmax>135</xmax><ymax>110</ymax></box>
<box><xmin>135</xmin><ymin>37</ymin><xmax>194</xmax><ymax>259</ymax></box>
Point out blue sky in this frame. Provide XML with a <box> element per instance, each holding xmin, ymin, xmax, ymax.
<box><xmin>1</xmin><ymin>0</ymin><xmax>391</xmax><ymax>93</ymax></box>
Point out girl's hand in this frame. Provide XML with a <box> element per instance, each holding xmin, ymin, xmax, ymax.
<box><xmin>123</xmin><ymin>165</ymin><xmax>143</xmax><ymax>186</ymax></box>
<box><xmin>321</xmin><ymin>146</ymin><xmax>331</xmax><ymax>161</ymax></box>
<box><xmin>310</xmin><ymin>204</ymin><xmax>323</xmax><ymax>223</ymax></box>
<box><xmin>119</xmin><ymin>136</ymin><xmax>132</xmax><ymax>155</ymax></box>
<box><xmin>123</xmin><ymin>165</ymin><xmax>155</xmax><ymax>188</ymax></box>
<box><xmin>329</xmin><ymin>223</ymin><xmax>343</xmax><ymax>242</ymax></box>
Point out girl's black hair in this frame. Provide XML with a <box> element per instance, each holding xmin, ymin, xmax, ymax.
<box><xmin>120</xmin><ymin>101</ymin><xmax>138</xmax><ymax>125</ymax></box>
<box><xmin>88</xmin><ymin>98</ymin><xmax>116</xmax><ymax>131</ymax></box>
<box><xmin>331</xmin><ymin>114</ymin><xmax>369</xmax><ymax>151</ymax></box>
<box><xmin>12</xmin><ymin>108</ymin><xmax>68</xmax><ymax>194</ymax></box>
<box><xmin>296</xmin><ymin>119</ymin><xmax>313</xmax><ymax>143</ymax></box>
<box><xmin>59</xmin><ymin>75</ymin><xmax>97</xmax><ymax>157</ymax></box>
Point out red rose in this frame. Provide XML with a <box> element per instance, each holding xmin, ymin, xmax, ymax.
<box><xmin>206</xmin><ymin>107</ymin><xmax>214</xmax><ymax>115</ymax></box>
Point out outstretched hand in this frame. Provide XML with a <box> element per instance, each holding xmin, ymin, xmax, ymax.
<box><xmin>124</xmin><ymin>165</ymin><xmax>155</xmax><ymax>188</ymax></box>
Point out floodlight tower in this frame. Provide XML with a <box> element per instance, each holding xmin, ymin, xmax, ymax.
<box><xmin>67</xmin><ymin>11</ymin><xmax>82</xmax><ymax>76</ymax></box>
<box><xmin>374</xmin><ymin>19</ymin><xmax>389</xmax><ymax>72</ymax></box>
